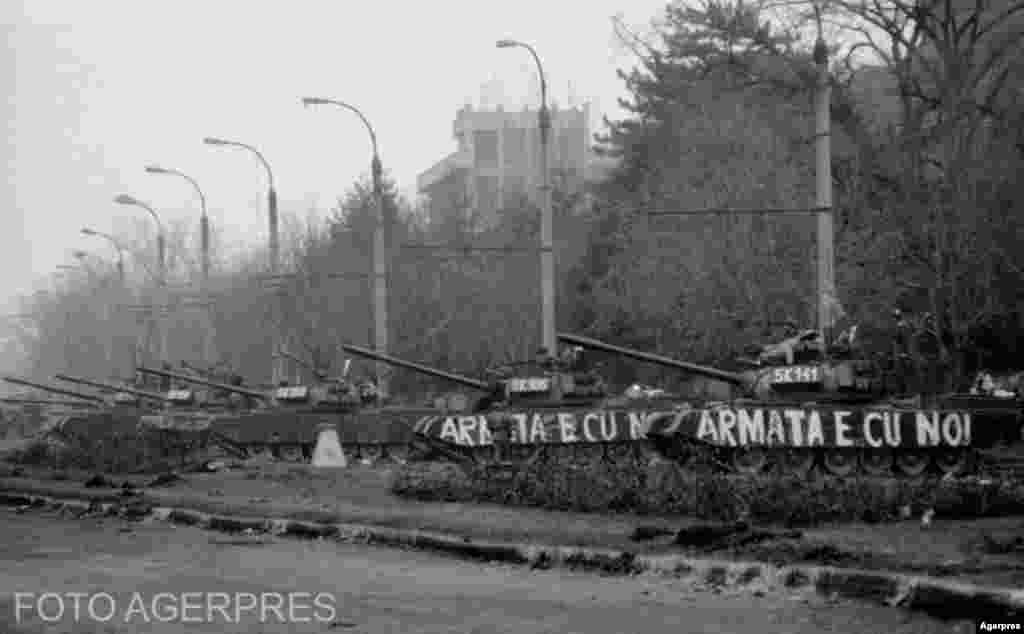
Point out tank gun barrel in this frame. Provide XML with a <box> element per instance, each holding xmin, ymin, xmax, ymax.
<box><xmin>53</xmin><ymin>373</ymin><xmax>169</xmax><ymax>403</ymax></box>
<box><xmin>180</xmin><ymin>361</ymin><xmax>214</xmax><ymax>378</ymax></box>
<box><xmin>1</xmin><ymin>377</ymin><xmax>106</xmax><ymax>403</ymax></box>
<box><xmin>135</xmin><ymin>366</ymin><xmax>269</xmax><ymax>401</ymax></box>
<box><xmin>0</xmin><ymin>397</ymin><xmax>100</xmax><ymax>408</ymax></box>
<box><xmin>340</xmin><ymin>344</ymin><xmax>490</xmax><ymax>391</ymax></box>
<box><xmin>556</xmin><ymin>332</ymin><xmax>746</xmax><ymax>385</ymax></box>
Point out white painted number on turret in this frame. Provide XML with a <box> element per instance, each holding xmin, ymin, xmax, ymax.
<box><xmin>771</xmin><ymin>366</ymin><xmax>821</xmax><ymax>384</ymax></box>
<box><xmin>275</xmin><ymin>386</ymin><xmax>309</xmax><ymax>400</ymax></box>
<box><xmin>507</xmin><ymin>378</ymin><xmax>550</xmax><ymax>393</ymax></box>
<box><xmin>167</xmin><ymin>390</ymin><xmax>192</xmax><ymax>401</ymax></box>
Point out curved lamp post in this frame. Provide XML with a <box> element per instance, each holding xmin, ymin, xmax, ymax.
<box><xmin>302</xmin><ymin>96</ymin><xmax>388</xmax><ymax>395</ymax></box>
<box><xmin>144</xmin><ymin>165</ymin><xmax>218</xmax><ymax>368</ymax></box>
<box><xmin>113</xmin><ymin>194</ymin><xmax>166</xmax><ymax>283</ymax></box>
<box><xmin>202</xmin><ymin>136</ymin><xmax>280</xmax><ymax>382</ymax></box>
<box><xmin>145</xmin><ymin>166</ymin><xmax>210</xmax><ymax>282</ymax></box>
<box><xmin>114</xmin><ymin>194</ymin><xmax>167</xmax><ymax>367</ymax></box>
<box><xmin>202</xmin><ymin>137</ymin><xmax>277</xmax><ymax>273</ymax></box>
<box><xmin>81</xmin><ymin>228</ymin><xmax>126</xmax><ymax>284</ymax></box>
<box><xmin>81</xmin><ymin>229</ymin><xmax>132</xmax><ymax>380</ymax></box>
<box><xmin>496</xmin><ymin>38</ymin><xmax>555</xmax><ymax>356</ymax></box>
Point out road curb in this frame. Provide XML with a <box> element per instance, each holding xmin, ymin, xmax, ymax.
<box><xmin>2</xmin><ymin>484</ymin><xmax>1022</xmax><ymax>622</ymax></box>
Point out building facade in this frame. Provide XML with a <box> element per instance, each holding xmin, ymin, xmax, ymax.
<box><xmin>417</xmin><ymin>103</ymin><xmax>605</xmax><ymax>232</ymax></box>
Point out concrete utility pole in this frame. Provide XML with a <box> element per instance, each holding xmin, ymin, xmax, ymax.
<box><xmin>145</xmin><ymin>165</ymin><xmax>217</xmax><ymax>366</ymax></box>
<box><xmin>813</xmin><ymin>35</ymin><xmax>836</xmax><ymax>343</ymax></box>
<box><xmin>114</xmin><ymin>195</ymin><xmax>167</xmax><ymax>367</ymax></box>
<box><xmin>203</xmin><ymin>137</ymin><xmax>282</xmax><ymax>383</ymax></box>
<box><xmin>497</xmin><ymin>39</ymin><xmax>556</xmax><ymax>356</ymax></box>
<box><xmin>302</xmin><ymin>97</ymin><xmax>389</xmax><ymax>398</ymax></box>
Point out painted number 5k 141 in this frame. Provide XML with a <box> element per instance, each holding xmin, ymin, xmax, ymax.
<box><xmin>771</xmin><ymin>366</ymin><xmax>820</xmax><ymax>383</ymax></box>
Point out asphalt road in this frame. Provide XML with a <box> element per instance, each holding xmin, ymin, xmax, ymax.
<box><xmin>0</xmin><ymin>508</ymin><xmax>969</xmax><ymax>634</ymax></box>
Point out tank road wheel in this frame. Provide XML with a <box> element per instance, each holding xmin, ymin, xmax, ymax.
<box><xmin>730</xmin><ymin>448</ymin><xmax>768</xmax><ymax>475</ymax></box>
<box><xmin>861</xmin><ymin>450</ymin><xmax>894</xmax><ymax>477</ymax></box>
<box><xmin>934</xmin><ymin>450</ymin><xmax>968</xmax><ymax>476</ymax></box>
<box><xmin>360</xmin><ymin>445</ymin><xmax>383</xmax><ymax>465</ymax></box>
<box><xmin>895</xmin><ymin>451</ymin><xmax>930</xmax><ymax>477</ymax></box>
<box><xmin>776</xmin><ymin>449</ymin><xmax>815</xmax><ymax>476</ymax></box>
<box><xmin>278</xmin><ymin>444</ymin><xmax>304</xmax><ymax>463</ymax></box>
<box><xmin>822</xmin><ymin>450</ymin><xmax>857</xmax><ymax>477</ymax></box>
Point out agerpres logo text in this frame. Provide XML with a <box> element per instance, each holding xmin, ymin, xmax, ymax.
<box><xmin>979</xmin><ymin>623</ymin><xmax>1022</xmax><ymax>632</ymax></box>
<box><xmin>13</xmin><ymin>592</ymin><xmax>336</xmax><ymax>625</ymax></box>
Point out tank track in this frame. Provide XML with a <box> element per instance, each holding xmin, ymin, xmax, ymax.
<box><xmin>412</xmin><ymin>437</ymin><xmax>1024</xmax><ymax>482</ymax></box>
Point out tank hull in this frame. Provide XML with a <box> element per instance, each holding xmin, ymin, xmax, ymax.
<box><xmin>411</xmin><ymin>398</ymin><xmax>1023</xmax><ymax>478</ymax></box>
<box><xmin>205</xmin><ymin>406</ymin><xmax>438</xmax><ymax>463</ymax></box>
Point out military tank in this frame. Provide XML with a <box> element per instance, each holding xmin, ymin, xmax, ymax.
<box><xmin>557</xmin><ymin>331</ymin><xmax>1023</xmax><ymax>478</ymax></box>
<box><xmin>135</xmin><ymin>363</ymin><xmax>425</xmax><ymax>463</ymax></box>
<box><xmin>1</xmin><ymin>378</ymin><xmax>109</xmax><ymax>441</ymax></box>
<box><xmin>339</xmin><ymin>343</ymin><xmax>683</xmax><ymax>466</ymax></box>
<box><xmin>1</xmin><ymin>375</ymin><xmax>159</xmax><ymax>448</ymax></box>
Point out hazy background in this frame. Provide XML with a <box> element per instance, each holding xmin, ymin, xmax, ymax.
<box><xmin>1</xmin><ymin>0</ymin><xmax>668</xmax><ymax>313</ymax></box>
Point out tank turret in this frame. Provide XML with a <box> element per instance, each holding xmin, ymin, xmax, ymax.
<box><xmin>557</xmin><ymin>332</ymin><xmax>886</xmax><ymax>404</ymax></box>
<box><xmin>136</xmin><ymin>367</ymin><xmax>269</xmax><ymax>402</ymax></box>
<box><xmin>136</xmin><ymin>365</ymin><xmax>365</xmax><ymax>412</ymax></box>
<box><xmin>340</xmin><ymin>343</ymin><xmax>611</xmax><ymax>410</ymax></box>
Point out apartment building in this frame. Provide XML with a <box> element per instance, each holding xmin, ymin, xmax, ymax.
<box><xmin>417</xmin><ymin>102</ymin><xmax>605</xmax><ymax>231</ymax></box>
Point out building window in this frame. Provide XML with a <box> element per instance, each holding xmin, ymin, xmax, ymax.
<box><xmin>473</xmin><ymin>130</ymin><xmax>499</xmax><ymax>168</ymax></box>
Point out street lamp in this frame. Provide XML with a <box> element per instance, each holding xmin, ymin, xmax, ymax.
<box><xmin>81</xmin><ymin>228</ymin><xmax>126</xmax><ymax>285</ymax></box>
<box><xmin>145</xmin><ymin>165</ymin><xmax>218</xmax><ymax>368</ymax></box>
<box><xmin>202</xmin><ymin>137</ymin><xmax>277</xmax><ymax>274</ymax></box>
<box><xmin>114</xmin><ymin>194</ymin><xmax>168</xmax><ymax>367</ymax></box>
<box><xmin>113</xmin><ymin>194</ymin><xmax>166</xmax><ymax>282</ymax></box>
<box><xmin>145</xmin><ymin>165</ymin><xmax>210</xmax><ymax>282</ymax></box>
<box><xmin>203</xmin><ymin>136</ymin><xmax>280</xmax><ymax>383</ymax></box>
<box><xmin>496</xmin><ymin>38</ymin><xmax>556</xmax><ymax>357</ymax></box>
<box><xmin>302</xmin><ymin>96</ymin><xmax>388</xmax><ymax>396</ymax></box>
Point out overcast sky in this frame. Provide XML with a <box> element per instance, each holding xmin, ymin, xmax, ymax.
<box><xmin>1</xmin><ymin>0</ymin><xmax>671</xmax><ymax>314</ymax></box>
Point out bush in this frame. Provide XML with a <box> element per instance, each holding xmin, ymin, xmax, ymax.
<box><xmin>3</xmin><ymin>431</ymin><xmax>206</xmax><ymax>475</ymax></box>
<box><xmin>390</xmin><ymin>459</ymin><xmax>1024</xmax><ymax>526</ymax></box>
